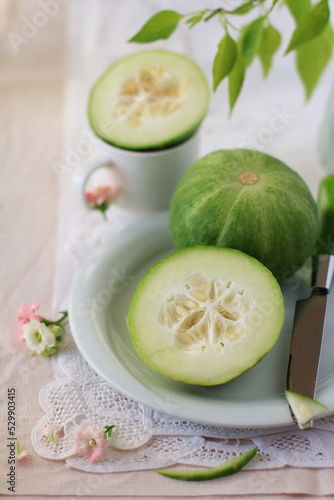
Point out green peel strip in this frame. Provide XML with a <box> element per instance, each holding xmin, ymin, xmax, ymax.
<box><xmin>157</xmin><ymin>446</ymin><xmax>258</xmax><ymax>481</ymax></box>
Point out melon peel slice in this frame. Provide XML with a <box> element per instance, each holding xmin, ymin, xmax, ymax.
<box><xmin>285</xmin><ymin>390</ymin><xmax>328</xmax><ymax>429</ymax></box>
<box><xmin>157</xmin><ymin>446</ymin><xmax>258</xmax><ymax>481</ymax></box>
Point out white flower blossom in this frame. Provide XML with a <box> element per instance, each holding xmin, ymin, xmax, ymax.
<box><xmin>22</xmin><ymin>320</ymin><xmax>61</xmax><ymax>356</ymax></box>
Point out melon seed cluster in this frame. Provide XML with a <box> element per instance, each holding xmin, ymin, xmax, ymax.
<box><xmin>158</xmin><ymin>273</ymin><xmax>254</xmax><ymax>353</ymax></box>
<box><xmin>114</xmin><ymin>66</ymin><xmax>184</xmax><ymax>127</ymax></box>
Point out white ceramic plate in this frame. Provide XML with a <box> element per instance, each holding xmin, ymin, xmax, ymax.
<box><xmin>69</xmin><ymin>211</ymin><xmax>334</xmax><ymax>428</ymax></box>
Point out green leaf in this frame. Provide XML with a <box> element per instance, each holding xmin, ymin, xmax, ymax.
<box><xmin>212</xmin><ymin>33</ymin><xmax>238</xmax><ymax>91</ymax></box>
<box><xmin>296</xmin><ymin>23</ymin><xmax>334</xmax><ymax>99</ymax></box>
<box><xmin>285</xmin><ymin>0</ymin><xmax>310</xmax><ymax>22</ymax></box>
<box><xmin>128</xmin><ymin>10</ymin><xmax>183</xmax><ymax>43</ymax></box>
<box><xmin>258</xmin><ymin>24</ymin><xmax>281</xmax><ymax>76</ymax></box>
<box><xmin>186</xmin><ymin>13</ymin><xmax>205</xmax><ymax>29</ymax></box>
<box><xmin>104</xmin><ymin>425</ymin><xmax>115</xmax><ymax>438</ymax></box>
<box><xmin>240</xmin><ymin>16</ymin><xmax>265</xmax><ymax>66</ymax></box>
<box><xmin>286</xmin><ymin>0</ymin><xmax>330</xmax><ymax>53</ymax></box>
<box><xmin>15</xmin><ymin>440</ymin><xmax>22</xmax><ymax>456</ymax></box>
<box><xmin>226</xmin><ymin>1</ymin><xmax>256</xmax><ymax>15</ymax></box>
<box><xmin>228</xmin><ymin>53</ymin><xmax>246</xmax><ymax>114</ymax></box>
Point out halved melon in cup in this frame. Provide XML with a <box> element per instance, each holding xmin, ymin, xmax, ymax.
<box><xmin>88</xmin><ymin>50</ymin><xmax>210</xmax><ymax>151</ymax></box>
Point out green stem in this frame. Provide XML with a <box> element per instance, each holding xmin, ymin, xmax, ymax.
<box><xmin>183</xmin><ymin>8</ymin><xmax>209</xmax><ymax>17</ymax></box>
<box><xmin>204</xmin><ymin>9</ymin><xmax>221</xmax><ymax>22</ymax></box>
<box><xmin>224</xmin><ymin>17</ymin><xmax>241</xmax><ymax>33</ymax></box>
<box><xmin>269</xmin><ymin>0</ymin><xmax>282</xmax><ymax>13</ymax></box>
<box><xmin>182</xmin><ymin>10</ymin><xmax>199</xmax><ymax>16</ymax></box>
<box><xmin>41</xmin><ymin>311</ymin><xmax>68</xmax><ymax>327</ymax></box>
<box><xmin>101</xmin><ymin>209</ymin><xmax>108</xmax><ymax>221</ymax></box>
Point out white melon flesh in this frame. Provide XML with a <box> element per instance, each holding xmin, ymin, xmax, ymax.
<box><xmin>88</xmin><ymin>50</ymin><xmax>210</xmax><ymax>150</ymax></box>
<box><xmin>128</xmin><ymin>247</ymin><xmax>285</xmax><ymax>386</ymax></box>
<box><xmin>285</xmin><ymin>390</ymin><xmax>328</xmax><ymax>429</ymax></box>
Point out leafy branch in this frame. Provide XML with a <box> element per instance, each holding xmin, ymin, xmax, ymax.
<box><xmin>128</xmin><ymin>0</ymin><xmax>333</xmax><ymax>113</ymax></box>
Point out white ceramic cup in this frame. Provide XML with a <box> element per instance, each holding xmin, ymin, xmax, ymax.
<box><xmin>72</xmin><ymin>131</ymin><xmax>199</xmax><ymax>213</ymax></box>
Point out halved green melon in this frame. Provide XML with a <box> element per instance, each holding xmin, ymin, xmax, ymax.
<box><xmin>88</xmin><ymin>50</ymin><xmax>210</xmax><ymax>151</ymax></box>
<box><xmin>128</xmin><ymin>247</ymin><xmax>284</xmax><ymax>386</ymax></box>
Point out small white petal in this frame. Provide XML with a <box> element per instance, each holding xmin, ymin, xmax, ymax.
<box><xmin>22</xmin><ymin>320</ymin><xmax>56</xmax><ymax>355</ymax></box>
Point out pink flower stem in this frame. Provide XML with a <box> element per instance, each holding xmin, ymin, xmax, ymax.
<box><xmin>100</xmin><ymin>208</ymin><xmax>108</xmax><ymax>221</ymax></box>
<box><xmin>95</xmin><ymin>200</ymin><xmax>111</xmax><ymax>220</ymax></box>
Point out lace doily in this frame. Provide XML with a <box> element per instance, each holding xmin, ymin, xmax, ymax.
<box><xmin>31</xmin><ymin>318</ymin><xmax>334</xmax><ymax>472</ymax></box>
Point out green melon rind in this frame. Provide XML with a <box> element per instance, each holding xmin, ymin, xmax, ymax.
<box><xmin>169</xmin><ymin>149</ymin><xmax>318</xmax><ymax>280</ymax></box>
<box><xmin>128</xmin><ymin>246</ymin><xmax>285</xmax><ymax>386</ymax></box>
<box><xmin>314</xmin><ymin>174</ymin><xmax>334</xmax><ymax>255</ymax></box>
<box><xmin>285</xmin><ymin>390</ymin><xmax>328</xmax><ymax>429</ymax></box>
<box><xmin>88</xmin><ymin>49</ymin><xmax>210</xmax><ymax>151</ymax></box>
<box><xmin>157</xmin><ymin>446</ymin><xmax>258</xmax><ymax>481</ymax></box>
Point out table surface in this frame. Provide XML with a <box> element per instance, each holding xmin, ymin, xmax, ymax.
<box><xmin>2</xmin><ymin>0</ymin><xmax>334</xmax><ymax>498</ymax></box>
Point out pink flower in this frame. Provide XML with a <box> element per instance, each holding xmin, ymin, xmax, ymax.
<box><xmin>18</xmin><ymin>302</ymin><xmax>41</xmax><ymax>325</ymax></box>
<box><xmin>42</xmin><ymin>424</ymin><xmax>60</xmax><ymax>445</ymax></box>
<box><xmin>17</xmin><ymin>302</ymin><xmax>41</xmax><ymax>339</ymax></box>
<box><xmin>74</xmin><ymin>421</ymin><xmax>109</xmax><ymax>464</ymax></box>
<box><xmin>85</xmin><ymin>185</ymin><xmax>121</xmax><ymax>207</ymax></box>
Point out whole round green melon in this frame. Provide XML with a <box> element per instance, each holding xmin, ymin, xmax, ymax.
<box><xmin>169</xmin><ymin>149</ymin><xmax>318</xmax><ymax>280</ymax></box>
